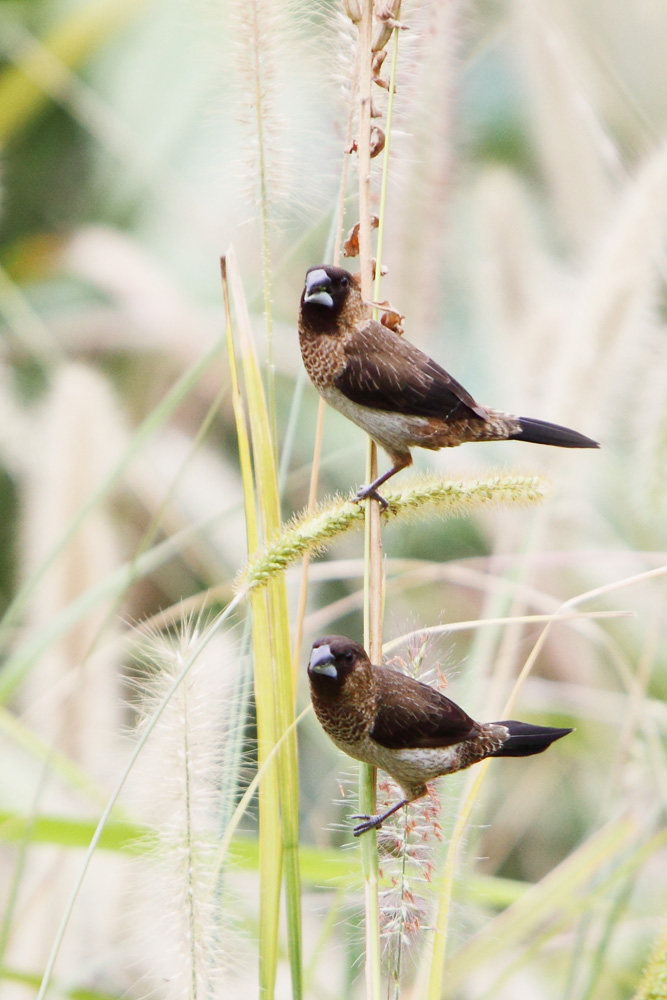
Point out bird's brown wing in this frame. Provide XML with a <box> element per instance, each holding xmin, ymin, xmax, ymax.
<box><xmin>334</xmin><ymin>321</ymin><xmax>487</xmax><ymax>421</ymax></box>
<box><xmin>369</xmin><ymin>666</ymin><xmax>477</xmax><ymax>750</ymax></box>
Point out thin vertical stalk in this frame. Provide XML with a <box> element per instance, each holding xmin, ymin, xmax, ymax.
<box><xmin>360</xmin><ymin>442</ymin><xmax>382</xmax><ymax>1000</ymax></box>
<box><xmin>248</xmin><ymin>0</ymin><xmax>278</xmax><ymax>452</ymax></box>
<box><xmin>291</xmin><ymin>55</ymin><xmax>359</xmax><ymax>677</ymax></box>
<box><xmin>357</xmin><ymin>3</ymin><xmax>383</xmax><ymax>999</ymax></box>
<box><xmin>180</xmin><ymin>687</ymin><xmax>199</xmax><ymax>1000</ymax></box>
<box><xmin>224</xmin><ymin>253</ymin><xmax>303</xmax><ymax>999</ymax></box>
<box><xmin>391</xmin><ymin>805</ymin><xmax>411</xmax><ymax>1000</ymax></box>
<box><xmin>422</xmin><ymin>763</ymin><xmax>490</xmax><ymax>1000</ymax></box>
<box><xmin>361</xmin><ymin>31</ymin><xmax>401</xmax><ymax>1000</ymax></box>
<box><xmin>222</xmin><ymin>259</ymin><xmax>283</xmax><ymax>998</ymax></box>
<box><xmin>373</xmin><ymin>26</ymin><xmax>400</xmax><ymax>303</ymax></box>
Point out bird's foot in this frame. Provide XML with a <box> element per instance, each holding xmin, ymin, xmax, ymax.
<box><xmin>352</xmin><ymin>485</ymin><xmax>389</xmax><ymax>510</ymax></box>
<box><xmin>352</xmin><ymin>799</ymin><xmax>409</xmax><ymax>836</ymax></box>
<box><xmin>351</xmin><ymin>813</ymin><xmax>384</xmax><ymax>837</ymax></box>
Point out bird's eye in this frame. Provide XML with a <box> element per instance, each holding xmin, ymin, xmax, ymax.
<box><xmin>343</xmin><ymin>651</ymin><xmax>353</xmax><ymax>661</ymax></box>
<box><xmin>340</xmin><ymin>275</ymin><xmax>348</xmax><ymax>287</ymax></box>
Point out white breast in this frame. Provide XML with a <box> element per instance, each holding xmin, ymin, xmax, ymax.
<box><xmin>328</xmin><ymin>730</ymin><xmax>463</xmax><ymax>800</ymax></box>
<box><xmin>319</xmin><ymin>386</ymin><xmax>434</xmax><ymax>457</ymax></box>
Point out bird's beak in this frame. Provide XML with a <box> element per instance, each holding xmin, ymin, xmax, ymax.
<box><xmin>308</xmin><ymin>644</ymin><xmax>338</xmax><ymax>678</ymax></box>
<box><xmin>304</xmin><ymin>269</ymin><xmax>334</xmax><ymax>308</ymax></box>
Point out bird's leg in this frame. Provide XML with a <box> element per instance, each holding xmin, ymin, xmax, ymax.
<box><xmin>351</xmin><ymin>798</ymin><xmax>409</xmax><ymax>837</ymax></box>
<box><xmin>353</xmin><ymin>454</ymin><xmax>411</xmax><ymax>509</ymax></box>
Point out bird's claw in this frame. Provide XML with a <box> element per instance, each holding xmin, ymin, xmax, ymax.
<box><xmin>351</xmin><ymin>813</ymin><xmax>384</xmax><ymax>837</ymax></box>
<box><xmin>352</xmin><ymin>486</ymin><xmax>389</xmax><ymax>510</ymax></box>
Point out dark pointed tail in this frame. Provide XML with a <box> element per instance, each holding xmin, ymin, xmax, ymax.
<box><xmin>510</xmin><ymin>416</ymin><xmax>599</xmax><ymax>449</ymax></box>
<box><xmin>490</xmin><ymin>721</ymin><xmax>573</xmax><ymax>758</ymax></box>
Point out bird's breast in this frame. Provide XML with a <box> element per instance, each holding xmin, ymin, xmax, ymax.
<box><xmin>299</xmin><ymin>332</ymin><xmax>347</xmax><ymax>390</ymax></box>
<box><xmin>311</xmin><ymin>693</ymin><xmax>373</xmax><ymax>747</ymax></box>
<box><xmin>316</xmin><ymin>387</ymin><xmax>438</xmax><ymax>456</ymax></box>
<box><xmin>371</xmin><ymin>743</ymin><xmax>464</xmax><ymax>784</ymax></box>
<box><xmin>333</xmin><ymin>738</ymin><xmax>467</xmax><ymax>801</ymax></box>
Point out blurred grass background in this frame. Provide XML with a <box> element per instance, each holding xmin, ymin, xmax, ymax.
<box><xmin>1</xmin><ymin>0</ymin><xmax>667</xmax><ymax>998</ymax></box>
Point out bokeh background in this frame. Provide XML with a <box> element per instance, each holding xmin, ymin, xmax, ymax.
<box><xmin>1</xmin><ymin>0</ymin><xmax>667</xmax><ymax>997</ymax></box>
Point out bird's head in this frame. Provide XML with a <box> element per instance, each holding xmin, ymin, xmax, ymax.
<box><xmin>307</xmin><ymin>635</ymin><xmax>369</xmax><ymax>691</ymax></box>
<box><xmin>300</xmin><ymin>266</ymin><xmax>364</xmax><ymax>333</ymax></box>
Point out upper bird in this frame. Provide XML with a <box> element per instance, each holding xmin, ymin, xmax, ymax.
<box><xmin>308</xmin><ymin>635</ymin><xmax>572</xmax><ymax>837</ymax></box>
<box><xmin>299</xmin><ymin>265</ymin><xmax>598</xmax><ymax>506</ymax></box>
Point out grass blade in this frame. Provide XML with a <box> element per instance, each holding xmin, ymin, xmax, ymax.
<box><xmin>224</xmin><ymin>251</ymin><xmax>302</xmax><ymax>999</ymax></box>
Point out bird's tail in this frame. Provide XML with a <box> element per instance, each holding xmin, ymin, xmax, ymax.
<box><xmin>489</xmin><ymin>721</ymin><xmax>573</xmax><ymax>757</ymax></box>
<box><xmin>511</xmin><ymin>416</ymin><xmax>599</xmax><ymax>449</ymax></box>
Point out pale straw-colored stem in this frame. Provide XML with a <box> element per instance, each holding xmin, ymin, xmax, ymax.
<box><xmin>356</xmin><ymin>2</ymin><xmax>383</xmax><ymax>997</ymax></box>
<box><xmin>291</xmin><ymin>45</ymin><xmax>358</xmax><ymax>680</ymax></box>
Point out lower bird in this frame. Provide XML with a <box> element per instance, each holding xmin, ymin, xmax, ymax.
<box><xmin>299</xmin><ymin>265</ymin><xmax>598</xmax><ymax>506</ymax></box>
<box><xmin>308</xmin><ymin>635</ymin><xmax>572</xmax><ymax>836</ymax></box>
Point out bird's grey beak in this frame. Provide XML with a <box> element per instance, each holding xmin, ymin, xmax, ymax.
<box><xmin>304</xmin><ymin>269</ymin><xmax>334</xmax><ymax>308</ymax></box>
<box><xmin>308</xmin><ymin>644</ymin><xmax>338</xmax><ymax>678</ymax></box>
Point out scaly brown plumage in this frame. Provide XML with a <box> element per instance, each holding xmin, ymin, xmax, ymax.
<box><xmin>299</xmin><ymin>265</ymin><xmax>599</xmax><ymax>506</ymax></box>
<box><xmin>308</xmin><ymin>635</ymin><xmax>572</xmax><ymax>836</ymax></box>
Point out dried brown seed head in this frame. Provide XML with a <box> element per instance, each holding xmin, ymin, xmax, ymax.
<box><xmin>372</xmin><ymin>49</ymin><xmax>389</xmax><ymax>89</ymax></box>
<box><xmin>372</xmin><ymin>0</ymin><xmax>407</xmax><ymax>51</ymax></box>
<box><xmin>380</xmin><ymin>307</ymin><xmax>405</xmax><ymax>335</ymax></box>
<box><xmin>369</xmin><ymin>259</ymin><xmax>389</xmax><ymax>281</ymax></box>
<box><xmin>370</xmin><ymin>125</ymin><xmax>386</xmax><ymax>157</ymax></box>
<box><xmin>343</xmin><ymin>216</ymin><xmax>380</xmax><ymax>258</ymax></box>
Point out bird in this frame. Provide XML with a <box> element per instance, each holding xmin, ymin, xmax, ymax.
<box><xmin>307</xmin><ymin>635</ymin><xmax>572</xmax><ymax>837</ymax></box>
<box><xmin>299</xmin><ymin>264</ymin><xmax>598</xmax><ymax>507</ymax></box>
